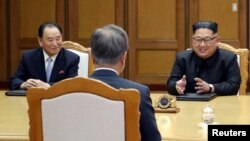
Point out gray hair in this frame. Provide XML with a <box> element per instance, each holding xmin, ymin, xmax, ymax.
<box><xmin>90</xmin><ymin>24</ymin><xmax>128</xmax><ymax>65</ymax></box>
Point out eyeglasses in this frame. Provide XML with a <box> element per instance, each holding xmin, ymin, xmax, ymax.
<box><xmin>192</xmin><ymin>35</ymin><xmax>217</xmax><ymax>45</ymax></box>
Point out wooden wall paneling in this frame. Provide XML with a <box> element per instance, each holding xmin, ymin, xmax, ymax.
<box><xmin>0</xmin><ymin>0</ymin><xmax>8</xmax><ymax>82</ymax></box>
<box><xmin>238</xmin><ymin>0</ymin><xmax>247</xmax><ymax>49</ymax></box>
<box><xmin>189</xmin><ymin>0</ymin><xmax>247</xmax><ymax>49</ymax></box>
<box><xmin>68</xmin><ymin>0</ymin><xmax>125</xmax><ymax>47</ymax></box>
<box><xmin>128</xmin><ymin>0</ymin><xmax>185</xmax><ymax>85</ymax></box>
<box><xmin>249</xmin><ymin>1</ymin><xmax>250</xmax><ymax>85</ymax></box>
<box><xmin>5</xmin><ymin>0</ymin><xmax>248</xmax><ymax>90</ymax></box>
<box><xmin>9</xmin><ymin>0</ymin><xmax>66</xmax><ymax>75</ymax></box>
<box><xmin>9</xmin><ymin>0</ymin><xmax>19</xmax><ymax>76</ymax></box>
<box><xmin>137</xmin><ymin>50</ymin><xmax>175</xmax><ymax>74</ymax></box>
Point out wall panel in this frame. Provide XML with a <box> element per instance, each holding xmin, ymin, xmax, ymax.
<box><xmin>0</xmin><ymin>0</ymin><xmax>8</xmax><ymax>81</ymax></box>
<box><xmin>138</xmin><ymin>0</ymin><xmax>176</xmax><ymax>40</ymax></box>
<box><xmin>78</xmin><ymin>0</ymin><xmax>115</xmax><ymax>39</ymax></box>
<box><xmin>128</xmin><ymin>0</ymin><xmax>185</xmax><ymax>85</ymax></box>
<box><xmin>68</xmin><ymin>0</ymin><xmax>124</xmax><ymax>46</ymax></box>
<box><xmin>137</xmin><ymin>50</ymin><xmax>176</xmax><ymax>75</ymax></box>
<box><xmin>20</xmin><ymin>0</ymin><xmax>56</xmax><ymax>38</ymax></box>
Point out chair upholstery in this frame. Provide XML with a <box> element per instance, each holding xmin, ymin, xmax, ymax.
<box><xmin>62</xmin><ymin>41</ymin><xmax>94</xmax><ymax>77</ymax></box>
<box><xmin>27</xmin><ymin>77</ymin><xmax>141</xmax><ymax>141</ymax></box>
<box><xmin>218</xmin><ymin>42</ymin><xmax>249</xmax><ymax>95</ymax></box>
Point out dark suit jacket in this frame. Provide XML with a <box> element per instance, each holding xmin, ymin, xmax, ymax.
<box><xmin>9</xmin><ymin>47</ymin><xmax>80</xmax><ymax>90</ymax></box>
<box><xmin>90</xmin><ymin>69</ymin><xmax>161</xmax><ymax>141</ymax></box>
<box><xmin>167</xmin><ymin>48</ymin><xmax>241</xmax><ymax>95</ymax></box>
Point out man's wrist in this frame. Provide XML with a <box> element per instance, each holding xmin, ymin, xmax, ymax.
<box><xmin>208</xmin><ymin>84</ymin><xmax>214</xmax><ymax>93</ymax></box>
<box><xmin>20</xmin><ymin>82</ymin><xmax>26</xmax><ymax>89</ymax></box>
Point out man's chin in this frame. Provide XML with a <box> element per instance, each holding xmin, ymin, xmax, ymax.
<box><xmin>50</xmin><ymin>50</ymin><xmax>60</xmax><ymax>55</ymax></box>
<box><xmin>197</xmin><ymin>53</ymin><xmax>208</xmax><ymax>59</ymax></box>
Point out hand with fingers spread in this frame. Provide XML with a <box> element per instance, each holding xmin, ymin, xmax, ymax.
<box><xmin>176</xmin><ymin>75</ymin><xmax>186</xmax><ymax>94</ymax></box>
<box><xmin>194</xmin><ymin>77</ymin><xmax>210</xmax><ymax>94</ymax></box>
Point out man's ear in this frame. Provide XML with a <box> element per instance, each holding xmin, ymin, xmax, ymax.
<box><xmin>121</xmin><ymin>52</ymin><xmax>127</xmax><ymax>65</ymax></box>
<box><xmin>216</xmin><ymin>36</ymin><xmax>220</xmax><ymax>41</ymax></box>
<box><xmin>215</xmin><ymin>36</ymin><xmax>220</xmax><ymax>46</ymax></box>
<box><xmin>38</xmin><ymin>37</ymin><xmax>43</xmax><ymax>47</ymax></box>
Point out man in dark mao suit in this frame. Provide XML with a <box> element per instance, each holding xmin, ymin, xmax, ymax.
<box><xmin>167</xmin><ymin>21</ymin><xmax>241</xmax><ymax>95</ymax></box>
<box><xmin>9</xmin><ymin>21</ymin><xmax>79</xmax><ymax>90</ymax></box>
<box><xmin>89</xmin><ymin>24</ymin><xmax>161</xmax><ymax>141</ymax></box>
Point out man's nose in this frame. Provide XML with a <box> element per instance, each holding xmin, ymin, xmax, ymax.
<box><xmin>200</xmin><ymin>40</ymin><xmax>206</xmax><ymax>46</ymax></box>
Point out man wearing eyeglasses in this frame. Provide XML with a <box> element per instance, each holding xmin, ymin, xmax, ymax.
<box><xmin>167</xmin><ymin>21</ymin><xmax>241</xmax><ymax>96</ymax></box>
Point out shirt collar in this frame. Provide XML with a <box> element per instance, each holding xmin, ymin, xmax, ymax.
<box><xmin>94</xmin><ymin>67</ymin><xmax>119</xmax><ymax>75</ymax></box>
<box><xmin>43</xmin><ymin>50</ymin><xmax>58</xmax><ymax>62</ymax></box>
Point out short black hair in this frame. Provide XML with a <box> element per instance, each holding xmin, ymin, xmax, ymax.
<box><xmin>192</xmin><ymin>21</ymin><xmax>218</xmax><ymax>34</ymax></box>
<box><xmin>38</xmin><ymin>21</ymin><xmax>62</xmax><ymax>38</ymax></box>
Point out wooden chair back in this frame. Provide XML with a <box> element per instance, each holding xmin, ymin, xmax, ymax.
<box><xmin>218</xmin><ymin>42</ymin><xmax>249</xmax><ymax>95</ymax></box>
<box><xmin>27</xmin><ymin>77</ymin><xmax>141</xmax><ymax>141</ymax></box>
<box><xmin>62</xmin><ymin>41</ymin><xmax>94</xmax><ymax>76</ymax></box>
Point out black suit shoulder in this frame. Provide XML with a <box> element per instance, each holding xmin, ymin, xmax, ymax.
<box><xmin>217</xmin><ymin>48</ymin><xmax>237</xmax><ymax>60</ymax></box>
<box><xmin>22</xmin><ymin>48</ymin><xmax>43</xmax><ymax>58</ymax></box>
<box><xmin>175</xmin><ymin>49</ymin><xmax>193</xmax><ymax>60</ymax></box>
<box><xmin>118</xmin><ymin>78</ymin><xmax>149</xmax><ymax>92</ymax></box>
<box><xmin>61</xmin><ymin>48</ymin><xmax>80</xmax><ymax>59</ymax></box>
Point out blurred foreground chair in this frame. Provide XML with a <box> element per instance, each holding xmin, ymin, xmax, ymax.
<box><xmin>62</xmin><ymin>41</ymin><xmax>94</xmax><ymax>77</ymax></box>
<box><xmin>218</xmin><ymin>42</ymin><xmax>249</xmax><ymax>95</ymax></box>
<box><xmin>27</xmin><ymin>77</ymin><xmax>141</xmax><ymax>141</ymax></box>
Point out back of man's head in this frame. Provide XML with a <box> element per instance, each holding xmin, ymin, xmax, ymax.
<box><xmin>90</xmin><ymin>24</ymin><xmax>128</xmax><ymax>65</ymax></box>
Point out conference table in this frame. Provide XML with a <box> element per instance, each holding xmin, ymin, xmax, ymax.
<box><xmin>0</xmin><ymin>91</ymin><xmax>28</xmax><ymax>141</ymax></box>
<box><xmin>152</xmin><ymin>93</ymin><xmax>250</xmax><ymax>141</ymax></box>
<box><xmin>0</xmin><ymin>90</ymin><xmax>250</xmax><ymax>141</ymax></box>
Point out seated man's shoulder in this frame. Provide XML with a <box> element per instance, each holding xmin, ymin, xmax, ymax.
<box><xmin>22</xmin><ymin>48</ymin><xmax>42</xmax><ymax>57</ymax></box>
<box><xmin>218</xmin><ymin>48</ymin><xmax>237</xmax><ymax>58</ymax></box>
<box><xmin>178</xmin><ymin>49</ymin><xmax>193</xmax><ymax>57</ymax></box>
<box><xmin>63</xmin><ymin>48</ymin><xmax>80</xmax><ymax>58</ymax></box>
<box><xmin>121</xmin><ymin>78</ymin><xmax>149</xmax><ymax>92</ymax></box>
<box><xmin>173</xmin><ymin>50</ymin><xmax>194</xmax><ymax>62</ymax></box>
<box><xmin>218</xmin><ymin>47</ymin><xmax>234</xmax><ymax>53</ymax></box>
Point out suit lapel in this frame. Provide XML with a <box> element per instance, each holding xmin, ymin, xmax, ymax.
<box><xmin>50</xmin><ymin>49</ymin><xmax>65</xmax><ymax>82</ymax></box>
<box><xmin>34</xmin><ymin>48</ymin><xmax>47</xmax><ymax>81</ymax></box>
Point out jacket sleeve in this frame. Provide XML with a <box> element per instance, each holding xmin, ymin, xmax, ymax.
<box><xmin>9</xmin><ymin>54</ymin><xmax>28</xmax><ymax>90</ymax></box>
<box><xmin>213</xmin><ymin>54</ymin><xmax>241</xmax><ymax>95</ymax></box>
<box><xmin>65</xmin><ymin>54</ymin><xmax>80</xmax><ymax>78</ymax></box>
<box><xmin>138</xmin><ymin>86</ymin><xmax>162</xmax><ymax>141</ymax></box>
<box><xmin>166</xmin><ymin>54</ymin><xmax>185</xmax><ymax>95</ymax></box>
